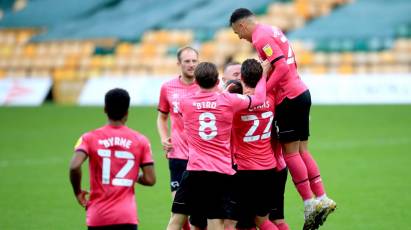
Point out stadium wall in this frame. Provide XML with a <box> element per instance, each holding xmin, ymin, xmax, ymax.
<box><xmin>78</xmin><ymin>74</ymin><xmax>411</xmax><ymax>106</ymax></box>
<box><xmin>1</xmin><ymin>74</ymin><xmax>411</xmax><ymax>106</ymax></box>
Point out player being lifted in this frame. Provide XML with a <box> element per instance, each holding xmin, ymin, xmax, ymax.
<box><xmin>166</xmin><ymin>62</ymin><xmax>267</xmax><ymax>230</ymax></box>
<box><xmin>69</xmin><ymin>88</ymin><xmax>155</xmax><ymax>230</ymax></box>
<box><xmin>228</xmin><ymin>59</ymin><xmax>290</xmax><ymax>230</ymax></box>
<box><xmin>230</xmin><ymin>8</ymin><xmax>336</xmax><ymax>230</ymax></box>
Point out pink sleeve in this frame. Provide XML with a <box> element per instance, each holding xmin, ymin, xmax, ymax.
<box><xmin>255</xmin><ymin>36</ymin><xmax>284</xmax><ymax>63</ymax></box>
<box><xmin>74</xmin><ymin>134</ymin><xmax>89</xmax><ymax>155</ymax></box>
<box><xmin>157</xmin><ymin>84</ymin><xmax>169</xmax><ymax>114</ymax></box>
<box><xmin>266</xmin><ymin>58</ymin><xmax>290</xmax><ymax>92</ymax></box>
<box><xmin>139</xmin><ymin>136</ymin><xmax>154</xmax><ymax>166</ymax></box>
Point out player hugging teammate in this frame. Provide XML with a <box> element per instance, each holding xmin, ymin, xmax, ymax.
<box><xmin>166</xmin><ymin>7</ymin><xmax>337</xmax><ymax>230</ymax></box>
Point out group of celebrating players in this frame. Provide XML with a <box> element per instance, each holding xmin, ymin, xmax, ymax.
<box><xmin>69</xmin><ymin>8</ymin><xmax>336</xmax><ymax>230</ymax></box>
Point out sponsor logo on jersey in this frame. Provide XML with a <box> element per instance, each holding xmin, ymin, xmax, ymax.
<box><xmin>263</xmin><ymin>44</ymin><xmax>273</xmax><ymax>57</ymax></box>
<box><xmin>74</xmin><ymin>137</ymin><xmax>83</xmax><ymax>149</ymax></box>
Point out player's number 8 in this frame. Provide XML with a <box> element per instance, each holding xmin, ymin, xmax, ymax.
<box><xmin>198</xmin><ymin>112</ymin><xmax>217</xmax><ymax>140</ymax></box>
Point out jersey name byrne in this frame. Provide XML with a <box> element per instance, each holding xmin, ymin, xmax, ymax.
<box><xmin>98</xmin><ymin>137</ymin><xmax>132</xmax><ymax>149</ymax></box>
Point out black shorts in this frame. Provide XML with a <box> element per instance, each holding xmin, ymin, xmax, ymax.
<box><xmin>172</xmin><ymin>171</ymin><xmax>237</xmax><ymax>220</ymax></box>
<box><xmin>234</xmin><ymin>169</ymin><xmax>277</xmax><ymax>220</ymax></box>
<box><xmin>88</xmin><ymin>224</ymin><xmax>137</xmax><ymax>230</ymax></box>
<box><xmin>274</xmin><ymin>90</ymin><xmax>311</xmax><ymax>142</ymax></box>
<box><xmin>168</xmin><ymin>158</ymin><xmax>188</xmax><ymax>192</ymax></box>
<box><xmin>269</xmin><ymin>168</ymin><xmax>288</xmax><ymax>220</ymax></box>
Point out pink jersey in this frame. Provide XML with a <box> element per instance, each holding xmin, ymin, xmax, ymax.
<box><xmin>179</xmin><ymin>90</ymin><xmax>264</xmax><ymax>175</ymax></box>
<box><xmin>158</xmin><ymin>76</ymin><xmax>200</xmax><ymax>159</ymax></box>
<box><xmin>74</xmin><ymin>125</ymin><xmax>154</xmax><ymax>227</ymax></box>
<box><xmin>232</xmin><ymin>93</ymin><xmax>277</xmax><ymax>170</ymax></box>
<box><xmin>252</xmin><ymin>24</ymin><xmax>308</xmax><ymax>105</ymax></box>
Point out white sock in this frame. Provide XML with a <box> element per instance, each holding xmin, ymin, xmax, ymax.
<box><xmin>304</xmin><ymin>198</ymin><xmax>314</xmax><ymax>206</ymax></box>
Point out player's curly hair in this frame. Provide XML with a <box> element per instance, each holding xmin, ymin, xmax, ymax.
<box><xmin>195</xmin><ymin>62</ymin><xmax>219</xmax><ymax>89</ymax></box>
<box><xmin>241</xmin><ymin>59</ymin><xmax>263</xmax><ymax>88</ymax></box>
<box><xmin>104</xmin><ymin>88</ymin><xmax>130</xmax><ymax>121</ymax></box>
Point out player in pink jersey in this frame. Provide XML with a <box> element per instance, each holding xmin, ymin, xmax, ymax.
<box><xmin>69</xmin><ymin>88</ymin><xmax>156</xmax><ymax>230</ymax></box>
<box><xmin>230</xmin><ymin>8</ymin><xmax>336</xmax><ymax>230</ymax></box>
<box><xmin>228</xmin><ymin>60</ymin><xmax>289</xmax><ymax>230</ymax></box>
<box><xmin>157</xmin><ymin>46</ymin><xmax>206</xmax><ymax>230</ymax></box>
<box><xmin>166</xmin><ymin>61</ymin><xmax>267</xmax><ymax>230</ymax></box>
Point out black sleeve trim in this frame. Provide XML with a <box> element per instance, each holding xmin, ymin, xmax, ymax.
<box><xmin>271</xmin><ymin>55</ymin><xmax>285</xmax><ymax>65</ymax></box>
<box><xmin>75</xmin><ymin>149</ymin><xmax>88</xmax><ymax>155</ymax></box>
<box><xmin>140</xmin><ymin>162</ymin><xmax>154</xmax><ymax>168</ymax></box>
<box><xmin>247</xmin><ymin>95</ymin><xmax>252</xmax><ymax>109</ymax></box>
<box><xmin>157</xmin><ymin>108</ymin><xmax>169</xmax><ymax>114</ymax></box>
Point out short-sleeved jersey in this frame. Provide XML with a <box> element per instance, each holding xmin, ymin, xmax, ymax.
<box><xmin>232</xmin><ymin>92</ymin><xmax>277</xmax><ymax>170</ymax></box>
<box><xmin>179</xmin><ymin>90</ymin><xmax>253</xmax><ymax>175</ymax></box>
<box><xmin>158</xmin><ymin>76</ymin><xmax>200</xmax><ymax>160</ymax></box>
<box><xmin>252</xmin><ymin>24</ymin><xmax>307</xmax><ymax>105</ymax></box>
<box><xmin>74</xmin><ymin>124</ymin><xmax>154</xmax><ymax>227</ymax></box>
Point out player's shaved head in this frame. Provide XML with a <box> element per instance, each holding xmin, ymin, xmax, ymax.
<box><xmin>195</xmin><ymin>62</ymin><xmax>219</xmax><ymax>89</ymax></box>
<box><xmin>230</xmin><ymin>8</ymin><xmax>254</xmax><ymax>25</ymax></box>
<box><xmin>230</xmin><ymin>8</ymin><xmax>256</xmax><ymax>42</ymax></box>
<box><xmin>105</xmin><ymin>88</ymin><xmax>130</xmax><ymax>121</ymax></box>
<box><xmin>241</xmin><ymin>59</ymin><xmax>263</xmax><ymax>88</ymax></box>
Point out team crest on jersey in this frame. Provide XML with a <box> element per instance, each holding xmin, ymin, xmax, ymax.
<box><xmin>74</xmin><ymin>137</ymin><xmax>83</xmax><ymax>149</ymax></box>
<box><xmin>263</xmin><ymin>44</ymin><xmax>273</xmax><ymax>57</ymax></box>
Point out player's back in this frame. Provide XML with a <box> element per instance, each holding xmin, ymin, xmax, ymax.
<box><xmin>232</xmin><ymin>93</ymin><xmax>277</xmax><ymax>170</ymax></box>
<box><xmin>180</xmin><ymin>91</ymin><xmax>249</xmax><ymax>175</ymax></box>
<box><xmin>76</xmin><ymin>124</ymin><xmax>152</xmax><ymax>226</ymax></box>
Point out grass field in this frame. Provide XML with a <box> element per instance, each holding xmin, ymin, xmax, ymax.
<box><xmin>0</xmin><ymin>104</ymin><xmax>410</xmax><ymax>230</ymax></box>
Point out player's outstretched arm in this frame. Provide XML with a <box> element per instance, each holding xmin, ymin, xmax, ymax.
<box><xmin>265</xmin><ymin>57</ymin><xmax>289</xmax><ymax>92</ymax></box>
<box><xmin>138</xmin><ymin>164</ymin><xmax>156</xmax><ymax>186</ymax></box>
<box><xmin>69</xmin><ymin>151</ymin><xmax>88</xmax><ymax>207</ymax></box>
<box><xmin>248</xmin><ymin>73</ymin><xmax>267</xmax><ymax>108</ymax></box>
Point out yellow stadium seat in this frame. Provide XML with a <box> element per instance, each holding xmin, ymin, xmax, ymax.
<box><xmin>341</xmin><ymin>52</ymin><xmax>354</xmax><ymax>65</ymax></box>
<box><xmin>298</xmin><ymin>51</ymin><xmax>314</xmax><ymax>66</ymax></box>
<box><xmin>311</xmin><ymin>64</ymin><xmax>327</xmax><ymax>74</ymax></box>
<box><xmin>64</xmin><ymin>54</ymin><xmax>80</xmax><ymax>68</ymax></box>
<box><xmin>0</xmin><ymin>69</ymin><xmax>5</xmax><ymax>79</ymax></box>
<box><xmin>116</xmin><ymin>43</ymin><xmax>133</xmax><ymax>56</ymax></box>
<box><xmin>90</xmin><ymin>55</ymin><xmax>104</xmax><ymax>68</ymax></box>
<box><xmin>23</xmin><ymin>44</ymin><xmax>36</xmax><ymax>57</ymax></box>
<box><xmin>338</xmin><ymin>64</ymin><xmax>354</xmax><ymax>74</ymax></box>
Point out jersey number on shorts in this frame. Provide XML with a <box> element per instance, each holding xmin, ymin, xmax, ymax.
<box><xmin>97</xmin><ymin>149</ymin><xmax>135</xmax><ymax>187</ymax></box>
<box><xmin>241</xmin><ymin>111</ymin><xmax>273</xmax><ymax>142</ymax></box>
<box><xmin>198</xmin><ymin>112</ymin><xmax>217</xmax><ymax>140</ymax></box>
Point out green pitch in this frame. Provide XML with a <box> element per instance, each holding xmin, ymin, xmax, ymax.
<box><xmin>0</xmin><ymin>105</ymin><xmax>410</xmax><ymax>230</ymax></box>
